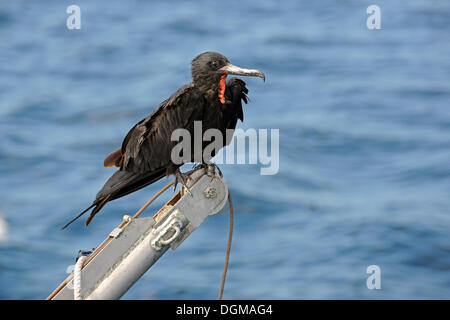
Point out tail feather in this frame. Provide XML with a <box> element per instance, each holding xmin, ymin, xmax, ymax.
<box><xmin>84</xmin><ymin>195</ymin><xmax>111</xmax><ymax>227</ymax></box>
<box><xmin>60</xmin><ymin>201</ymin><xmax>98</xmax><ymax>230</ymax></box>
<box><xmin>61</xmin><ymin>168</ymin><xmax>167</xmax><ymax>230</ymax></box>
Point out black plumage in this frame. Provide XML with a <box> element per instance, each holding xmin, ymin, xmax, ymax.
<box><xmin>62</xmin><ymin>52</ymin><xmax>264</xmax><ymax>229</ymax></box>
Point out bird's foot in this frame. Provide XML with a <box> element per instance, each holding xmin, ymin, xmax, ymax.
<box><xmin>174</xmin><ymin>169</ymin><xmax>193</xmax><ymax>196</ymax></box>
<box><xmin>192</xmin><ymin>163</ymin><xmax>223</xmax><ymax>179</ymax></box>
<box><xmin>207</xmin><ymin>163</ymin><xmax>223</xmax><ymax>179</ymax></box>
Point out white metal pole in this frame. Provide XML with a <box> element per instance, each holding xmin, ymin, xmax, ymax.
<box><xmin>85</xmin><ymin>233</ymin><xmax>169</xmax><ymax>300</ymax></box>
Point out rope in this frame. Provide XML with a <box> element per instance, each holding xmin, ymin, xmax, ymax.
<box><xmin>218</xmin><ymin>192</ymin><xmax>234</xmax><ymax>300</ymax></box>
<box><xmin>133</xmin><ymin>180</ymin><xmax>175</xmax><ymax>219</ymax></box>
<box><xmin>74</xmin><ymin>255</ymin><xmax>88</xmax><ymax>300</ymax></box>
<box><xmin>133</xmin><ymin>169</ymin><xmax>197</xmax><ymax>219</ymax></box>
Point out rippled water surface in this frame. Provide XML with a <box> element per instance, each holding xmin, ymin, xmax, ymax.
<box><xmin>0</xmin><ymin>0</ymin><xmax>449</xmax><ymax>299</ymax></box>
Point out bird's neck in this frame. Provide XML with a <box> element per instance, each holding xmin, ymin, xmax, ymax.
<box><xmin>194</xmin><ymin>75</ymin><xmax>227</xmax><ymax>104</ymax></box>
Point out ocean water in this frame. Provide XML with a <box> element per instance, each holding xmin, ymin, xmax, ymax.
<box><xmin>0</xmin><ymin>0</ymin><xmax>449</xmax><ymax>299</ymax></box>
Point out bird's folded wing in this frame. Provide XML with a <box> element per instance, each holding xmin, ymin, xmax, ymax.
<box><xmin>118</xmin><ymin>83</ymin><xmax>204</xmax><ymax>173</ymax></box>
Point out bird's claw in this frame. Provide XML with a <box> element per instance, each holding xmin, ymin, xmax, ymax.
<box><xmin>192</xmin><ymin>163</ymin><xmax>206</xmax><ymax>171</ymax></box>
<box><xmin>192</xmin><ymin>163</ymin><xmax>222</xmax><ymax>179</ymax></box>
<box><xmin>174</xmin><ymin>169</ymin><xmax>193</xmax><ymax>196</ymax></box>
<box><xmin>206</xmin><ymin>163</ymin><xmax>221</xmax><ymax>180</ymax></box>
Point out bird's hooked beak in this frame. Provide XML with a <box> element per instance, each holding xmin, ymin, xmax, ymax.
<box><xmin>219</xmin><ymin>63</ymin><xmax>265</xmax><ymax>81</ymax></box>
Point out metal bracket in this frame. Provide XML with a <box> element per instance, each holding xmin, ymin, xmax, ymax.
<box><xmin>150</xmin><ymin>210</ymin><xmax>184</xmax><ymax>250</ymax></box>
<box><xmin>109</xmin><ymin>215</ymin><xmax>133</xmax><ymax>238</ymax></box>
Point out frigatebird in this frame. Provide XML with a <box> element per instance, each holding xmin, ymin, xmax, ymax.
<box><xmin>62</xmin><ymin>52</ymin><xmax>265</xmax><ymax>229</ymax></box>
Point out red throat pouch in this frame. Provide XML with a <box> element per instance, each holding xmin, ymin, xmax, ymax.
<box><xmin>218</xmin><ymin>74</ymin><xmax>227</xmax><ymax>104</ymax></box>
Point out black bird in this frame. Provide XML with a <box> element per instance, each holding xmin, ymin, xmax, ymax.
<box><xmin>62</xmin><ymin>52</ymin><xmax>265</xmax><ymax>229</ymax></box>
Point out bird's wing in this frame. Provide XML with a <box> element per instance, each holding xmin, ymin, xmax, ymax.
<box><xmin>118</xmin><ymin>83</ymin><xmax>204</xmax><ymax>173</ymax></box>
<box><xmin>225</xmin><ymin>77</ymin><xmax>248</xmax><ymax>123</ymax></box>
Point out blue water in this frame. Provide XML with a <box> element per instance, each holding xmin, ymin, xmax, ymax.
<box><xmin>1</xmin><ymin>0</ymin><xmax>449</xmax><ymax>299</ymax></box>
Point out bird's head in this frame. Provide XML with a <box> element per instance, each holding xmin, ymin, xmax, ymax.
<box><xmin>191</xmin><ymin>52</ymin><xmax>265</xmax><ymax>103</ymax></box>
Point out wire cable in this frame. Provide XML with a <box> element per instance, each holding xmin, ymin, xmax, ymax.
<box><xmin>218</xmin><ymin>192</ymin><xmax>234</xmax><ymax>300</ymax></box>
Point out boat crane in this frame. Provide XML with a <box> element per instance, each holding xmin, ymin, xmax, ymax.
<box><xmin>47</xmin><ymin>169</ymin><xmax>231</xmax><ymax>300</ymax></box>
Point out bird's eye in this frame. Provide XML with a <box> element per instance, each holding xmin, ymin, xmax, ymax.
<box><xmin>211</xmin><ymin>60</ymin><xmax>218</xmax><ymax>68</ymax></box>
